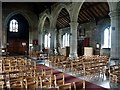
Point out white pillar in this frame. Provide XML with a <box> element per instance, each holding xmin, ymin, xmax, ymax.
<box><xmin>69</xmin><ymin>21</ymin><xmax>78</xmax><ymax>59</ymax></box>
<box><xmin>109</xmin><ymin>9</ymin><xmax>120</xmax><ymax>64</ymax></box>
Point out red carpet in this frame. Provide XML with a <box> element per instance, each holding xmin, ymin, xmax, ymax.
<box><xmin>36</xmin><ymin>64</ymin><xmax>109</xmax><ymax>90</ymax></box>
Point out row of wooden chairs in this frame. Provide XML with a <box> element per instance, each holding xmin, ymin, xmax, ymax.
<box><xmin>110</xmin><ymin>64</ymin><xmax>120</xmax><ymax>83</ymax></box>
<box><xmin>0</xmin><ymin>55</ymin><xmax>86</xmax><ymax>89</ymax></box>
<box><xmin>0</xmin><ymin>56</ymin><xmax>36</xmax><ymax>89</ymax></box>
<box><xmin>4</xmin><ymin>68</ymin><xmax>85</xmax><ymax>90</ymax></box>
<box><xmin>8</xmin><ymin>77</ymin><xmax>85</xmax><ymax>90</ymax></box>
<box><xmin>48</xmin><ymin>55</ymin><xmax>109</xmax><ymax>80</ymax></box>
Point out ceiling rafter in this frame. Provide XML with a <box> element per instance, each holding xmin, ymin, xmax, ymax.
<box><xmin>77</xmin><ymin>17</ymin><xmax>83</xmax><ymax>22</ymax></box>
<box><xmin>82</xmin><ymin>10</ymin><xmax>92</xmax><ymax>20</ymax></box>
<box><xmin>58</xmin><ymin>10</ymin><xmax>70</xmax><ymax>21</ymax></box>
<box><xmin>79</xmin><ymin>12</ymin><xmax>86</xmax><ymax>20</ymax></box>
<box><xmin>101</xmin><ymin>3</ymin><xmax>109</xmax><ymax>14</ymax></box>
<box><xmin>94</xmin><ymin>6</ymin><xmax>103</xmax><ymax>17</ymax></box>
<box><xmin>97</xmin><ymin>6</ymin><xmax>105</xmax><ymax>16</ymax></box>
<box><xmin>81</xmin><ymin>2</ymin><xmax>101</xmax><ymax>11</ymax></box>
<box><xmin>92</xmin><ymin>6</ymin><xmax>101</xmax><ymax>17</ymax></box>
<box><xmin>57</xmin><ymin>18</ymin><xmax>67</xmax><ymax>27</ymax></box>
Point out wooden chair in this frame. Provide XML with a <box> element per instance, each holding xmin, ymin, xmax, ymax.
<box><xmin>57</xmin><ymin>83</ymin><xmax>71</xmax><ymax>90</ymax></box>
<box><xmin>73</xmin><ymin>80</ymin><xmax>85</xmax><ymax>90</ymax></box>
<box><xmin>110</xmin><ymin>64</ymin><xmax>120</xmax><ymax>83</ymax></box>
<box><xmin>0</xmin><ymin>78</ymin><xmax>6</xmax><ymax>89</ymax></box>
<box><xmin>43</xmin><ymin>68</ymin><xmax>53</xmax><ymax>75</ymax></box>
<box><xmin>8</xmin><ymin>77</ymin><xmax>24</xmax><ymax>90</ymax></box>
<box><xmin>40</xmin><ymin>75</ymin><xmax>52</xmax><ymax>88</ymax></box>
<box><xmin>24</xmin><ymin>76</ymin><xmax>39</xmax><ymax>89</ymax></box>
<box><xmin>54</xmin><ymin>73</ymin><xmax>64</xmax><ymax>87</ymax></box>
<box><xmin>34</xmin><ymin>68</ymin><xmax>43</xmax><ymax>77</ymax></box>
<box><xmin>0</xmin><ymin>60</ymin><xmax>3</xmax><ymax>71</ymax></box>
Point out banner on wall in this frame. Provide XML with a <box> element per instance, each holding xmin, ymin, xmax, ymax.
<box><xmin>83</xmin><ymin>37</ymin><xmax>90</xmax><ymax>47</ymax></box>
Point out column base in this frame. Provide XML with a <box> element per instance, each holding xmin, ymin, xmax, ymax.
<box><xmin>69</xmin><ymin>53</ymin><xmax>78</xmax><ymax>60</ymax></box>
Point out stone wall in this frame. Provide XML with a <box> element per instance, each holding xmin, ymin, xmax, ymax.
<box><xmin>2</xmin><ymin>6</ymin><xmax>38</xmax><ymax>52</ymax></box>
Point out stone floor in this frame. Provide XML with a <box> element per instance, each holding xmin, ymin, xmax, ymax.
<box><xmin>36</xmin><ymin>59</ymin><xmax>120</xmax><ymax>90</ymax></box>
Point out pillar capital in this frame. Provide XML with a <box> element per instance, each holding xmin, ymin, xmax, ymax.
<box><xmin>70</xmin><ymin>21</ymin><xmax>79</xmax><ymax>26</ymax></box>
<box><xmin>109</xmin><ymin>9</ymin><xmax>120</xmax><ymax>18</ymax></box>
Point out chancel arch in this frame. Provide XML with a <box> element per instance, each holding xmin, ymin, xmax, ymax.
<box><xmin>6</xmin><ymin>14</ymin><xmax>29</xmax><ymax>55</ymax></box>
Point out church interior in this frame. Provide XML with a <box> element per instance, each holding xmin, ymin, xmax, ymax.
<box><xmin>0</xmin><ymin>0</ymin><xmax>120</xmax><ymax>89</ymax></box>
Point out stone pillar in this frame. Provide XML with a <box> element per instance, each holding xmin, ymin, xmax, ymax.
<box><xmin>69</xmin><ymin>21</ymin><xmax>78</xmax><ymax>59</ymax></box>
<box><xmin>57</xmin><ymin>30</ymin><xmax>62</xmax><ymax>55</ymax></box>
<box><xmin>38</xmin><ymin>32</ymin><xmax>43</xmax><ymax>52</ymax></box>
<box><xmin>59</xmin><ymin>30</ymin><xmax>62</xmax><ymax>48</ymax></box>
<box><xmin>50</xmin><ymin>28</ymin><xmax>56</xmax><ymax>55</ymax></box>
<box><xmin>109</xmin><ymin>9</ymin><xmax>120</xmax><ymax>65</ymax></box>
<box><xmin>54</xmin><ymin>29</ymin><xmax>57</xmax><ymax>49</ymax></box>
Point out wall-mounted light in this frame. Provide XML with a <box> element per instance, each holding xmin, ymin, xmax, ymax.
<box><xmin>96</xmin><ymin>43</ymin><xmax>100</xmax><ymax>49</ymax></box>
<box><xmin>29</xmin><ymin>43</ymin><xmax>33</xmax><ymax>47</ymax></box>
<box><xmin>2</xmin><ymin>50</ymin><xmax>5</xmax><ymax>53</ymax></box>
<box><xmin>22</xmin><ymin>42</ymin><xmax>26</xmax><ymax>46</ymax></box>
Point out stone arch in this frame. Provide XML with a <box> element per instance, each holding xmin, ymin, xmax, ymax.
<box><xmin>38</xmin><ymin>11</ymin><xmax>51</xmax><ymax>51</ymax></box>
<box><xmin>107</xmin><ymin>1</ymin><xmax>118</xmax><ymax>12</ymax></box>
<box><xmin>38</xmin><ymin>12</ymin><xmax>51</xmax><ymax>33</ymax></box>
<box><xmin>3</xmin><ymin>10</ymin><xmax>33</xmax><ymax>48</ymax></box>
<box><xmin>70</xmin><ymin>1</ymin><xmax>84</xmax><ymax>22</ymax></box>
<box><xmin>50</xmin><ymin>3</ymin><xmax>70</xmax><ymax>28</ymax></box>
<box><xmin>4</xmin><ymin>10</ymin><xmax>32</xmax><ymax>31</ymax></box>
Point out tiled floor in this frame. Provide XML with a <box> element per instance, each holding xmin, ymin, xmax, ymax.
<box><xmin>36</xmin><ymin>59</ymin><xmax>120</xmax><ymax>89</ymax></box>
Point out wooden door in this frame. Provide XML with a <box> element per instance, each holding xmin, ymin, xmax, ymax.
<box><xmin>7</xmin><ymin>39</ymin><xmax>28</xmax><ymax>55</ymax></box>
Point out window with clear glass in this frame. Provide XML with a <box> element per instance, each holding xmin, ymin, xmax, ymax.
<box><xmin>9</xmin><ymin>19</ymin><xmax>18</xmax><ymax>32</ymax></box>
<box><xmin>62</xmin><ymin>33</ymin><xmax>70</xmax><ymax>48</ymax></box>
<box><xmin>44</xmin><ymin>33</ymin><xmax>51</xmax><ymax>49</ymax></box>
<box><xmin>102</xmin><ymin>27</ymin><xmax>111</xmax><ymax>48</ymax></box>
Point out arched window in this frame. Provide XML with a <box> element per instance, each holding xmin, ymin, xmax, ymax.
<box><xmin>44</xmin><ymin>33</ymin><xmax>51</xmax><ymax>49</ymax></box>
<box><xmin>62</xmin><ymin>33</ymin><xmax>70</xmax><ymax>48</ymax></box>
<box><xmin>102</xmin><ymin>26</ymin><xmax>111</xmax><ymax>48</ymax></box>
<box><xmin>9</xmin><ymin>19</ymin><xmax>18</xmax><ymax>32</ymax></box>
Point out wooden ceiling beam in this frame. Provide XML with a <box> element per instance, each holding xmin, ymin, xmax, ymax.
<box><xmin>79</xmin><ymin>12</ymin><xmax>89</xmax><ymax>21</ymax></box>
<box><xmin>77</xmin><ymin>17</ymin><xmax>83</xmax><ymax>23</ymax></box>
<box><xmin>82</xmin><ymin>10</ymin><xmax>92</xmax><ymax>20</ymax></box>
<box><xmin>101</xmin><ymin>3</ymin><xmax>109</xmax><ymax>14</ymax></box>
<box><xmin>58</xmin><ymin>17</ymin><xmax>68</xmax><ymax>27</ymax></box>
<box><xmin>89</xmin><ymin>8</ymin><xmax>99</xmax><ymax>17</ymax></box>
<box><xmin>61</xmin><ymin>17</ymin><xmax>69</xmax><ymax>25</ymax></box>
<box><xmin>94</xmin><ymin>7</ymin><xmax>103</xmax><ymax>17</ymax></box>
<box><xmin>96</xmin><ymin>5</ymin><xmax>106</xmax><ymax>17</ymax></box>
<box><xmin>81</xmin><ymin>2</ymin><xmax>104</xmax><ymax>11</ymax></box>
<box><xmin>58</xmin><ymin>13</ymin><xmax>70</xmax><ymax>20</ymax></box>
<box><xmin>57</xmin><ymin>20</ymin><xmax>64</xmax><ymax>27</ymax></box>
<box><xmin>78</xmin><ymin>15</ymin><xmax>85</xmax><ymax>21</ymax></box>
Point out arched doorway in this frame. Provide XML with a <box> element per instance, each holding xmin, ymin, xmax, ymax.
<box><xmin>7</xmin><ymin>14</ymin><xmax>29</xmax><ymax>55</ymax></box>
